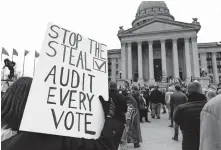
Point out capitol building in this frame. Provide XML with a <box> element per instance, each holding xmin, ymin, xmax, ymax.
<box><xmin>108</xmin><ymin>1</ymin><xmax>221</xmax><ymax>85</ymax></box>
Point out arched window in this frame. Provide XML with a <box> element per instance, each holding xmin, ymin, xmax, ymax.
<box><xmin>209</xmin><ymin>76</ymin><xmax>213</xmax><ymax>83</ymax></box>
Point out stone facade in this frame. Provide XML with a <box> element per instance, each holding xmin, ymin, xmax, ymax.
<box><xmin>108</xmin><ymin>1</ymin><xmax>221</xmax><ymax>84</ymax></box>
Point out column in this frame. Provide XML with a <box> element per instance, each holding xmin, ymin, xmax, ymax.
<box><xmin>201</xmin><ymin>53</ymin><xmax>208</xmax><ymax>72</ymax></box>
<box><xmin>127</xmin><ymin>42</ymin><xmax>133</xmax><ymax>81</ymax></box>
<box><xmin>191</xmin><ymin>37</ymin><xmax>200</xmax><ymax>77</ymax></box>
<box><xmin>184</xmin><ymin>38</ymin><xmax>192</xmax><ymax>81</ymax></box>
<box><xmin>161</xmin><ymin>40</ymin><xmax>167</xmax><ymax>81</ymax></box>
<box><xmin>172</xmin><ymin>38</ymin><xmax>179</xmax><ymax>78</ymax></box>
<box><xmin>111</xmin><ymin>58</ymin><xmax>116</xmax><ymax>82</ymax></box>
<box><xmin>121</xmin><ymin>42</ymin><xmax>126</xmax><ymax>79</ymax></box>
<box><xmin>137</xmin><ymin>41</ymin><xmax>143</xmax><ymax>83</ymax></box>
<box><xmin>148</xmin><ymin>40</ymin><xmax>155</xmax><ymax>83</ymax></box>
<box><xmin>212</xmin><ymin>52</ymin><xmax>218</xmax><ymax>83</ymax></box>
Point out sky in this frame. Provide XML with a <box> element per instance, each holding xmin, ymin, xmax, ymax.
<box><xmin>0</xmin><ymin>0</ymin><xmax>221</xmax><ymax>77</ymax></box>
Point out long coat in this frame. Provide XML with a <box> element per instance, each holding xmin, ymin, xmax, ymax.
<box><xmin>200</xmin><ymin>95</ymin><xmax>221</xmax><ymax>150</ymax></box>
<box><xmin>125</xmin><ymin>95</ymin><xmax>142</xmax><ymax>144</ymax></box>
<box><xmin>174</xmin><ymin>92</ymin><xmax>207</xmax><ymax>150</ymax></box>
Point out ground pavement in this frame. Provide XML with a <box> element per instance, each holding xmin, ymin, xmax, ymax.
<box><xmin>124</xmin><ymin>112</ymin><xmax>182</xmax><ymax>150</ymax></box>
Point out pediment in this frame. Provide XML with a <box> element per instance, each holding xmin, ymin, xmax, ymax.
<box><xmin>121</xmin><ymin>19</ymin><xmax>199</xmax><ymax>35</ymax></box>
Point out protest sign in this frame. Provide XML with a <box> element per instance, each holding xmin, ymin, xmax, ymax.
<box><xmin>20</xmin><ymin>23</ymin><xmax>108</xmax><ymax>139</ymax></box>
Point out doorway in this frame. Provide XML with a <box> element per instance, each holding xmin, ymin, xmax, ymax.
<box><xmin>154</xmin><ymin>59</ymin><xmax>162</xmax><ymax>82</ymax></box>
<box><xmin>179</xmin><ymin>72</ymin><xmax>183</xmax><ymax>80</ymax></box>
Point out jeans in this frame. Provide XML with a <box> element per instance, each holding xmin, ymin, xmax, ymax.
<box><xmin>151</xmin><ymin>103</ymin><xmax>161</xmax><ymax>117</ymax></box>
<box><xmin>166</xmin><ymin>103</ymin><xmax>171</xmax><ymax>119</ymax></box>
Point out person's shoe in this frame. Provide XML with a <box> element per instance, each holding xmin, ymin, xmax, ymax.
<box><xmin>172</xmin><ymin>137</ymin><xmax>178</xmax><ymax>141</ymax></box>
<box><xmin>134</xmin><ymin>143</ymin><xmax>141</xmax><ymax>148</ymax></box>
<box><xmin>151</xmin><ymin>116</ymin><xmax>155</xmax><ymax>119</ymax></box>
<box><xmin>145</xmin><ymin>120</ymin><xmax>151</xmax><ymax>123</ymax></box>
<box><xmin>169</xmin><ymin>125</ymin><xmax>173</xmax><ymax>127</ymax></box>
<box><xmin>162</xmin><ymin>111</ymin><xmax>167</xmax><ymax>114</ymax></box>
<box><xmin>140</xmin><ymin>120</ymin><xmax>143</xmax><ymax>123</ymax></box>
<box><xmin>157</xmin><ymin>116</ymin><xmax>160</xmax><ymax>119</ymax></box>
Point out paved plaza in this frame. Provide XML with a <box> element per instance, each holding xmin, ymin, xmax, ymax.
<box><xmin>126</xmin><ymin>112</ymin><xmax>182</xmax><ymax>150</ymax></box>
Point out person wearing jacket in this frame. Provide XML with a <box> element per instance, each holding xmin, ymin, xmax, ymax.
<box><xmin>150</xmin><ymin>86</ymin><xmax>162</xmax><ymax>119</ymax></box>
<box><xmin>200</xmin><ymin>95</ymin><xmax>221</xmax><ymax>150</ymax></box>
<box><xmin>139</xmin><ymin>93</ymin><xmax>150</xmax><ymax>123</ymax></box>
<box><xmin>143</xmin><ymin>88</ymin><xmax>150</xmax><ymax>112</ymax></box>
<box><xmin>122</xmin><ymin>89</ymin><xmax>142</xmax><ymax>148</ymax></box>
<box><xmin>174</xmin><ymin>82</ymin><xmax>207</xmax><ymax>150</ymax></box>
<box><xmin>170</xmin><ymin>84</ymin><xmax>187</xmax><ymax>141</ymax></box>
<box><xmin>1</xmin><ymin>78</ymin><xmax>127</xmax><ymax>150</ymax></box>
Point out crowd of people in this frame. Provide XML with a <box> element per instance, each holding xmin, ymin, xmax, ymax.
<box><xmin>116</xmin><ymin>80</ymin><xmax>221</xmax><ymax>150</ymax></box>
<box><xmin>1</xmin><ymin>77</ymin><xmax>221</xmax><ymax>150</ymax></box>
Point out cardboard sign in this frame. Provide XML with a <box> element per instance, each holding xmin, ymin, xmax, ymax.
<box><xmin>20</xmin><ymin>23</ymin><xmax>108</xmax><ymax>139</ymax></box>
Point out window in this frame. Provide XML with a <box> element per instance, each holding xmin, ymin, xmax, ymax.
<box><xmin>199</xmin><ymin>60</ymin><xmax>201</xmax><ymax>66</ymax></box>
<box><xmin>160</xmin><ymin>8</ymin><xmax>164</xmax><ymax>12</ymax></box>
<box><xmin>207</xmin><ymin>61</ymin><xmax>212</xmax><ymax>66</ymax></box>
<box><xmin>206</xmin><ymin>52</ymin><xmax>212</xmax><ymax>59</ymax></box>
<box><xmin>116</xmin><ymin>58</ymin><xmax>118</xmax><ymax>63</ymax></box>
<box><xmin>153</xmin><ymin>8</ymin><xmax>159</xmax><ymax>12</ymax></box>
<box><xmin>198</xmin><ymin>54</ymin><xmax>201</xmax><ymax>58</ymax></box>
<box><xmin>116</xmin><ymin>71</ymin><xmax>118</xmax><ymax>75</ymax></box>
<box><xmin>116</xmin><ymin>64</ymin><xmax>118</xmax><ymax>69</ymax></box>
<box><xmin>217</xmin><ymin>52</ymin><xmax>221</xmax><ymax>59</ymax></box>
<box><xmin>218</xmin><ymin>68</ymin><xmax>221</xmax><ymax>73</ymax></box>
<box><xmin>208</xmin><ymin>68</ymin><xmax>213</xmax><ymax>73</ymax></box>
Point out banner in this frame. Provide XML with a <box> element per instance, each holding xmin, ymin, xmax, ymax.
<box><xmin>20</xmin><ymin>23</ymin><xmax>108</xmax><ymax>139</ymax></box>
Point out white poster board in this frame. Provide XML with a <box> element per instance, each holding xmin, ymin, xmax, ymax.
<box><xmin>20</xmin><ymin>23</ymin><xmax>108</xmax><ymax>139</ymax></box>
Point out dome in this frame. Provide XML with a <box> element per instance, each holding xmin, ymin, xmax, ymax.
<box><xmin>137</xmin><ymin>1</ymin><xmax>168</xmax><ymax>13</ymax></box>
<box><xmin>132</xmin><ymin>1</ymin><xmax>174</xmax><ymax>26</ymax></box>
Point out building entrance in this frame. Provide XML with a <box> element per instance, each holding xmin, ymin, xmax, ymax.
<box><xmin>154</xmin><ymin>59</ymin><xmax>162</xmax><ymax>82</ymax></box>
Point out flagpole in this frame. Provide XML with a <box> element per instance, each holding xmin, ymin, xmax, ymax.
<box><xmin>22</xmin><ymin>55</ymin><xmax>26</xmax><ymax>76</ymax></box>
<box><xmin>33</xmin><ymin>58</ymin><xmax>36</xmax><ymax>77</ymax></box>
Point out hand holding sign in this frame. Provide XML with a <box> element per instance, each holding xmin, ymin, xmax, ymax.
<box><xmin>20</xmin><ymin>23</ymin><xmax>108</xmax><ymax>139</ymax></box>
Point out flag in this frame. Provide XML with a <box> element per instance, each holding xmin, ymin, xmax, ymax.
<box><xmin>13</xmin><ymin>48</ymin><xmax>18</xmax><ymax>56</ymax></box>
<box><xmin>35</xmin><ymin>51</ymin><xmax>39</xmax><ymax>58</ymax></box>
<box><xmin>24</xmin><ymin>50</ymin><xmax>29</xmax><ymax>56</ymax></box>
<box><xmin>2</xmin><ymin>47</ymin><xmax>9</xmax><ymax>56</ymax></box>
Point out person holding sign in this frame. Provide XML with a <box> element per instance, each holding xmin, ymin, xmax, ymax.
<box><xmin>19</xmin><ymin>23</ymin><xmax>110</xmax><ymax>139</ymax></box>
<box><xmin>1</xmin><ymin>77</ymin><xmax>126</xmax><ymax>150</ymax></box>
